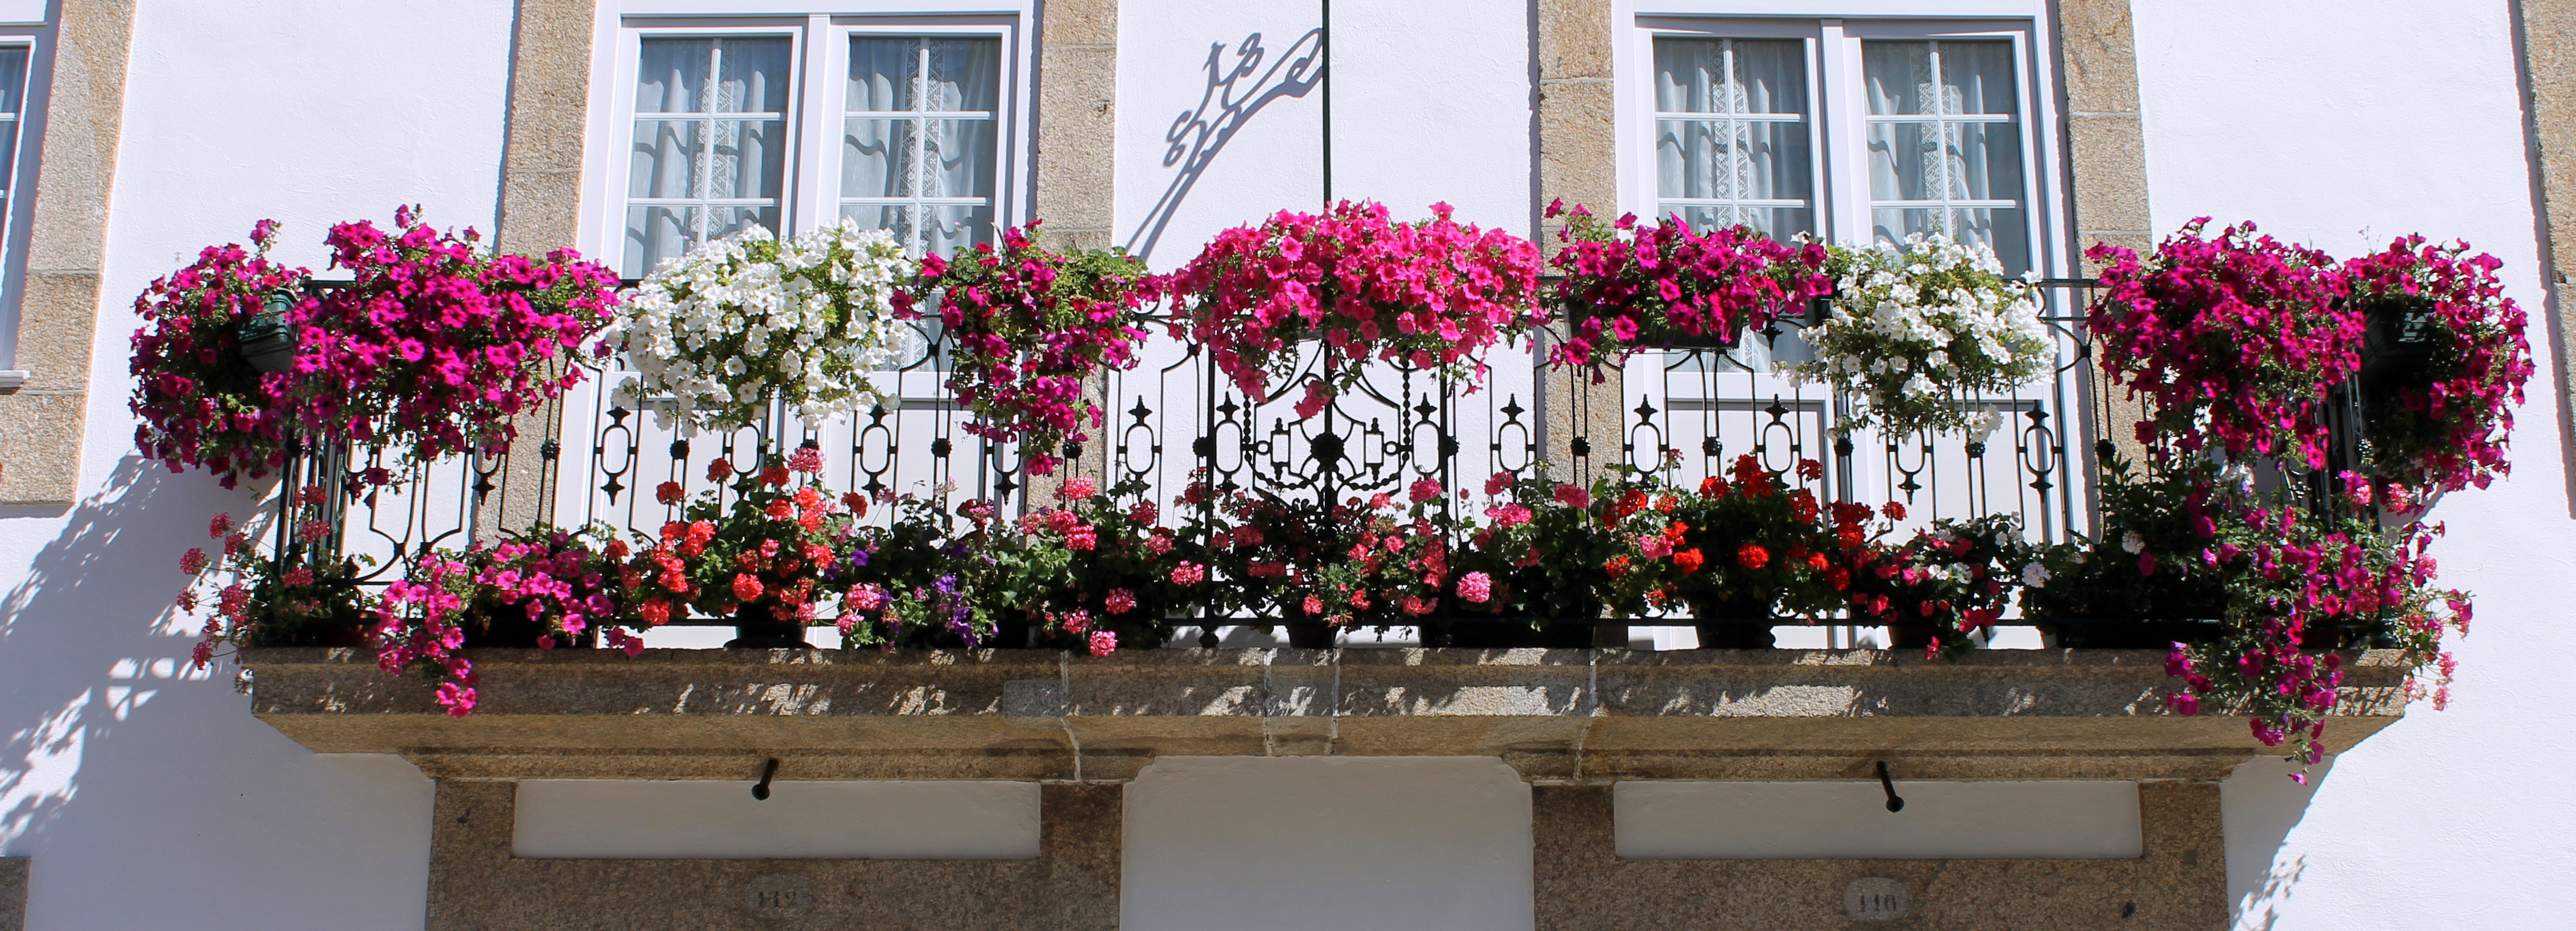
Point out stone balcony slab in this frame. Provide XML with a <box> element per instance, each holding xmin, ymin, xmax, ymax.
<box><xmin>242</xmin><ymin>646</ymin><xmax>2411</xmax><ymax>783</ymax></box>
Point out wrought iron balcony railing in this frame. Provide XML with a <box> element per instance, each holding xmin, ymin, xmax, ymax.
<box><xmin>270</xmin><ymin>279</ymin><xmax>2126</xmax><ymax>644</ymax></box>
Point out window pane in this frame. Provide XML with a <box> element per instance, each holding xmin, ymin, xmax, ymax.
<box><xmin>629</xmin><ymin>119</ymin><xmax>702</xmax><ymax>198</ymax></box>
<box><xmin>923</xmin><ymin>39</ymin><xmax>1000</xmax><ymax>113</ymax></box>
<box><xmin>714</xmin><ymin>38</ymin><xmax>792</xmax><ymax>114</ymax></box>
<box><xmin>1659</xmin><ymin>119</ymin><xmax>1810</xmax><ymax>206</ymax></box>
<box><xmin>1865</xmin><ymin>121</ymin><xmax>1935</xmax><ymax>201</ymax></box>
<box><xmin>842</xmin><ymin>35</ymin><xmax>1003</xmax><ymax>257</ymax></box>
<box><xmin>1670</xmin><ymin>205</ymin><xmax>1811</xmax><ymax>241</ymax></box>
<box><xmin>1655</xmin><ymin>38</ymin><xmax>1804</xmax><ymax>115</ymax></box>
<box><xmin>706</xmin><ymin>204</ymin><xmax>778</xmax><ymax>241</ymax></box>
<box><xmin>922</xmin><ymin>204</ymin><xmax>993</xmax><ymax>256</ymax></box>
<box><xmin>707</xmin><ymin>118</ymin><xmax>787</xmax><ymax>200</ymax></box>
<box><xmin>848</xmin><ymin>38</ymin><xmax>914</xmax><ymax>111</ymax></box>
<box><xmin>1939</xmin><ymin>41</ymin><xmax>2018</xmax><ymax>116</ymax></box>
<box><xmin>1947</xmin><ymin>121</ymin><xmax>2021</xmax><ymax>201</ymax></box>
<box><xmin>0</xmin><ymin>48</ymin><xmax>29</xmax><ymax>116</ymax></box>
<box><xmin>623</xmin><ymin>205</ymin><xmax>698</xmax><ymax>279</ymax></box>
<box><xmin>636</xmin><ymin>39</ymin><xmax>710</xmax><ymax>113</ymax></box>
<box><xmin>842</xmin><ymin>118</ymin><xmax>907</xmax><ymax>198</ymax></box>
<box><xmin>922</xmin><ymin>119</ymin><xmax>996</xmax><ymax>198</ymax></box>
<box><xmin>1871</xmin><ymin>207</ymin><xmax>2028</xmax><ymax>277</ymax></box>
<box><xmin>1653</xmin><ymin>37</ymin><xmax>1814</xmax><ymax>239</ymax></box>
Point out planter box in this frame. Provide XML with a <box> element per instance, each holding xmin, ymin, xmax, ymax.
<box><xmin>242</xmin><ymin>646</ymin><xmax>2411</xmax><ymax>783</ymax></box>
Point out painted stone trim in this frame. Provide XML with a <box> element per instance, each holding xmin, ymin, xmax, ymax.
<box><xmin>244</xmin><ymin>646</ymin><xmax>2410</xmax><ymax>784</ymax></box>
<box><xmin>0</xmin><ymin>0</ymin><xmax>134</xmax><ymax>505</ymax></box>
<box><xmin>2512</xmin><ymin>0</ymin><xmax>2576</xmax><ymax>483</ymax></box>
<box><xmin>1532</xmin><ymin>781</ymin><xmax>2225</xmax><ymax>931</ymax></box>
<box><xmin>1034</xmin><ymin>0</ymin><xmax>1117</xmax><ymax>251</ymax></box>
<box><xmin>2054</xmin><ymin>0</ymin><xmax>2155</xmax><ymax>268</ymax></box>
<box><xmin>480</xmin><ymin>0</ymin><xmax>601</xmax><ymax>533</ymax></box>
<box><xmin>425</xmin><ymin>780</ymin><xmax>1119</xmax><ymax>931</ymax></box>
<box><xmin>1533</xmin><ymin>0</ymin><xmax>1627</xmax><ymax>485</ymax></box>
<box><xmin>0</xmin><ymin>856</ymin><xmax>24</xmax><ymax>931</ymax></box>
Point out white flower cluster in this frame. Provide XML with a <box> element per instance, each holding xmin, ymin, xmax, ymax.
<box><xmin>605</xmin><ymin>219</ymin><xmax>912</xmax><ymax>432</ymax></box>
<box><xmin>1788</xmin><ymin>233</ymin><xmax>2050</xmax><ymax>437</ymax></box>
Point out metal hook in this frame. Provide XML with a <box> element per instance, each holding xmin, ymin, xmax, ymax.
<box><xmin>1877</xmin><ymin>760</ymin><xmax>1905</xmax><ymax>813</ymax></box>
<box><xmin>751</xmin><ymin>757</ymin><xmax>780</xmax><ymax>801</ymax></box>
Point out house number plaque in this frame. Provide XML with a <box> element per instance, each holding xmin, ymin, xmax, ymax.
<box><xmin>743</xmin><ymin>873</ymin><xmax>813</xmax><ymax>921</ymax></box>
<box><xmin>1843</xmin><ymin>877</ymin><xmax>1908</xmax><ymax>921</ymax></box>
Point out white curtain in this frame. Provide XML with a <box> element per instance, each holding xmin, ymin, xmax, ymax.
<box><xmin>843</xmin><ymin>37</ymin><xmax>1000</xmax><ymax>257</ymax></box>
<box><xmin>1863</xmin><ymin>40</ymin><xmax>2028</xmax><ymax>274</ymax></box>
<box><xmin>1654</xmin><ymin>37</ymin><xmax>1813</xmax><ymax>239</ymax></box>
<box><xmin>624</xmin><ymin>37</ymin><xmax>791</xmax><ymax>277</ymax></box>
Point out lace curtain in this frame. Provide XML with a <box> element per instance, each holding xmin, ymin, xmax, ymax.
<box><xmin>844</xmin><ymin>37</ymin><xmax>1000</xmax><ymax>257</ymax></box>
<box><xmin>1655</xmin><ymin>37</ymin><xmax>1813</xmax><ymax>239</ymax></box>
<box><xmin>624</xmin><ymin>37</ymin><xmax>792</xmax><ymax>278</ymax></box>
<box><xmin>1863</xmin><ymin>40</ymin><xmax>2028</xmax><ymax>274</ymax></box>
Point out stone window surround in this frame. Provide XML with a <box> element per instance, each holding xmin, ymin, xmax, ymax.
<box><xmin>0</xmin><ymin>0</ymin><xmax>132</xmax><ymax>507</ymax></box>
<box><xmin>2511</xmin><ymin>0</ymin><xmax>2576</xmax><ymax>510</ymax></box>
<box><xmin>1534</xmin><ymin>0</ymin><xmax>2151</xmax><ymax>503</ymax></box>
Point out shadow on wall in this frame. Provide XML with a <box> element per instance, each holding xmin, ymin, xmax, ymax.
<box><xmin>1125</xmin><ymin>28</ymin><xmax>1324</xmax><ymax>262</ymax></box>
<box><xmin>0</xmin><ymin>457</ymin><xmax>222</xmax><ymax>846</ymax></box>
<box><xmin>0</xmin><ymin>456</ymin><xmax>434</xmax><ymax>927</ymax></box>
<box><xmin>2223</xmin><ymin>756</ymin><xmax>2332</xmax><ymax>931</ymax></box>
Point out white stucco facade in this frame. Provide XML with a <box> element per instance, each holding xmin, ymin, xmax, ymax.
<box><xmin>1</xmin><ymin>1</ymin><xmax>2569</xmax><ymax>929</ymax></box>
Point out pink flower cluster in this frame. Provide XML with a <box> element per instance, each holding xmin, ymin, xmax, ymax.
<box><xmin>289</xmin><ymin>206</ymin><xmax>620</xmax><ymax>462</ymax></box>
<box><xmin>898</xmin><ymin>222</ymin><xmax>1152</xmax><ymax>476</ymax></box>
<box><xmin>1542</xmin><ymin>201</ymin><xmax>1831</xmax><ymax>376</ymax></box>
<box><xmin>2089</xmin><ymin>219</ymin><xmax>2361</xmax><ymax>469</ymax></box>
<box><xmin>1161</xmin><ymin>201</ymin><xmax>1543</xmax><ymax>417</ymax></box>
<box><xmin>373</xmin><ymin>554</ymin><xmax>481</xmax><ymax>717</ymax></box>
<box><xmin>2341</xmin><ymin>235</ymin><xmax>2534</xmax><ymax>493</ymax></box>
<box><xmin>128</xmin><ymin>220</ymin><xmax>309</xmax><ymax>487</ymax></box>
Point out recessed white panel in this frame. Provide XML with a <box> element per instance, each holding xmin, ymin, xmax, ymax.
<box><xmin>1615</xmin><ymin>780</ymin><xmax>2142</xmax><ymax>859</ymax></box>
<box><xmin>512</xmin><ymin>780</ymin><xmax>1041</xmax><ymax>859</ymax></box>
<box><xmin>1122</xmin><ymin>757</ymin><xmax>1535</xmax><ymax>931</ymax></box>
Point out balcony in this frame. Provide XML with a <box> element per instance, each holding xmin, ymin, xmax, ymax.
<box><xmin>244</xmin><ymin>645</ymin><xmax>2411</xmax><ymax>783</ymax></box>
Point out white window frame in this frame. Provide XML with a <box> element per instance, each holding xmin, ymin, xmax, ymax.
<box><xmin>582</xmin><ymin>7</ymin><xmax>1034</xmax><ymax>269</ymax></box>
<box><xmin>1618</xmin><ymin>7</ymin><xmax>2070</xmax><ymax>279</ymax></box>
<box><xmin>0</xmin><ymin>29</ymin><xmax>48</xmax><ymax>378</ymax></box>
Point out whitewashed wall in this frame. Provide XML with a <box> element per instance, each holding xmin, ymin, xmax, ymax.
<box><xmin>2126</xmin><ymin>3</ymin><xmax>2576</xmax><ymax>929</ymax></box>
<box><xmin>0</xmin><ymin>1</ymin><xmax>2569</xmax><ymax>930</ymax></box>
<box><xmin>0</xmin><ymin>0</ymin><xmax>510</xmax><ymax>927</ymax></box>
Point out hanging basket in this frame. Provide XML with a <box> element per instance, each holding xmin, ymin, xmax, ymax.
<box><xmin>236</xmin><ymin>290</ymin><xmax>299</xmax><ymax>374</ymax></box>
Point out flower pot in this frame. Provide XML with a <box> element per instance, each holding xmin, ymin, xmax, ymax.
<box><xmin>253</xmin><ymin>602</ymin><xmax>372</xmax><ymax>648</ymax></box>
<box><xmin>1886</xmin><ymin>622</ymin><xmax>1941</xmax><ymax>649</ymax></box>
<box><xmin>1687</xmin><ymin>594</ymin><xmax>1777</xmax><ymax>649</ymax></box>
<box><xmin>236</xmin><ymin>292</ymin><xmax>298</xmax><ymax>374</ymax></box>
<box><xmin>725</xmin><ymin>605</ymin><xmax>809</xmax><ymax>649</ymax></box>
<box><xmin>1283</xmin><ymin>621</ymin><xmax>1337</xmax><ymax>649</ymax></box>
<box><xmin>2358</xmin><ymin>297</ymin><xmax>2439</xmax><ymax>390</ymax></box>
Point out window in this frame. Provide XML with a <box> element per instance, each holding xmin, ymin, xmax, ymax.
<box><xmin>841</xmin><ymin>37</ymin><xmax>999</xmax><ymax>257</ymax></box>
<box><xmin>610</xmin><ymin>21</ymin><xmax>1015</xmax><ymax>279</ymax></box>
<box><xmin>1655</xmin><ymin>38</ymin><xmax>1813</xmax><ymax>239</ymax></box>
<box><xmin>0</xmin><ymin>41</ymin><xmax>34</xmax><ymax>376</ymax></box>
<box><xmin>1640</xmin><ymin>22</ymin><xmax>2045</xmax><ymax>276</ymax></box>
<box><xmin>626</xmin><ymin>36</ymin><xmax>792</xmax><ymax>276</ymax></box>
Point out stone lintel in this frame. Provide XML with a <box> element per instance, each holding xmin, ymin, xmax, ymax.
<box><xmin>245</xmin><ymin>646</ymin><xmax>2407</xmax><ymax>783</ymax></box>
